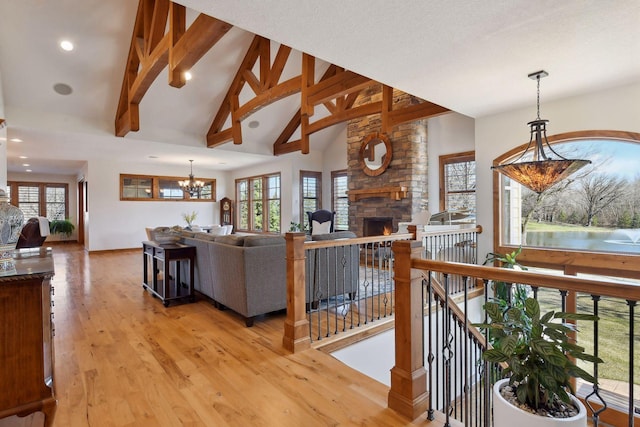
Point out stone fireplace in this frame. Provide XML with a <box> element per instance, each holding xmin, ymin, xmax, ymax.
<box><xmin>347</xmin><ymin>86</ymin><xmax>428</xmax><ymax>236</ymax></box>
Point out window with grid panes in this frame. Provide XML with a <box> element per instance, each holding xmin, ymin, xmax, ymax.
<box><xmin>300</xmin><ymin>171</ymin><xmax>321</xmax><ymax>231</ymax></box>
<box><xmin>119</xmin><ymin>174</ymin><xmax>215</xmax><ymax>201</ymax></box>
<box><xmin>332</xmin><ymin>170</ymin><xmax>348</xmax><ymax>231</ymax></box>
<box><xmin>235</xmin><ymin>173</ymin><xmax>281</xmax><ymax>233</ymax></box>
<box><xmin>439</xmin><ymin>151</ymin><xmax>476</xmax><ymax>214</ymax></box>
<box><xmin>8</xmin><ymin>182</ymin><xmax>69</xmax><ymax>221</ymax></box>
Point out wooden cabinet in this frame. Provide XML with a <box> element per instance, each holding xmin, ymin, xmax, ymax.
<box><xmin>0</xmin><ymin>248</ymin><xmax>56</xmax><ymax>426</ymax></box>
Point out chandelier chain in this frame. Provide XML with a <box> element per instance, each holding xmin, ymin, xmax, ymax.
<box><xmin>536</xmin><ymin>74</ymin><xmax>541</xmax><ymax>120</ymax></box>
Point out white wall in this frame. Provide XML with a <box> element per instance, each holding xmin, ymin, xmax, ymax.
<box><xmin>475</xmin><ymin>81</ymin><xmax>640</xmax><ymax>259</ymax></box>
<box><xmin>86</xmin><ymin>159</ymin><xmax>230</xmax><ymax>251</ymax></box>
<box><xmin>427</xmin><ymin>113</ymin><xmax>475</xmax><ymax>215</ymax></box>
<box><xmin>7</xmin><ymin>171</ymin><xmax>79</xmax><ymax>242</ymax></box>
<box><xmin>322</xmin><ymin>125</ymin><xmax>348</xmax><ymax>211</ymax></box>
<box><xmin>0</xmin><ymin>70</ymin><xmax>6</xmax><ymax>188</ymax></box>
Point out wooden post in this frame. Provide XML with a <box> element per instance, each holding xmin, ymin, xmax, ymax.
<box><xmin>283</xmin><ymin>232</ymin><xmax>310</xmax><ymax>352</ymax></box>
<box><xmin>388</xmin><ymin>240</ymin><xmax>428</xmax><ymax>419</ymax></box>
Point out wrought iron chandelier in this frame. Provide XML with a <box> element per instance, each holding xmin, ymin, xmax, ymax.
<box><xmin>492</xmin><ymin>70</ymin><xmax>591</xmax><ymax>194</ymax></box>
<box><xmin>179</xmin><ymin>160</ymin><xmax>204</xmax><ymax>197</ymax></box>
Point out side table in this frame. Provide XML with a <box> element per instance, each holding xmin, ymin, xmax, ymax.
<box><xmin>142</xmin><ymin>241</ymin><xmax>195</xmax><ymax>306</ymax></box>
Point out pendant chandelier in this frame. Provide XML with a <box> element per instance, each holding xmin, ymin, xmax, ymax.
<box><xmin>492</xmin><ymin>70</ymin><xmax>591</xmax><ymax>194</ymax></box>
<box><xmin>179</xmin><ymin>160</ymin><xmax>204</xmax><ymax>197</ymax></box>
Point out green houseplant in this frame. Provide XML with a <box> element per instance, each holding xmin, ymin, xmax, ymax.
<box><xmin>476</xmin><ymin>297</ymin><xmax>602</xmax><ymax>425</ymax></box>
<box><xmin>49</xmin><ymin>219</ymin><xmax>75</xmax><ymax>238</ymax></box>
<box><xmin>182</xmin><ymin>211</ymin><xmax>198</xmax><ymax>228</ymax></box>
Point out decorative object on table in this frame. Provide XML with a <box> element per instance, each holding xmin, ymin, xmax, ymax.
<box><xmin>178</xmin><ymin>160</ymin><xmax>204</xmax><ymax>197</ymax></box>
<box><xmin>0</xmin><ymin>189</ymin><xmax>24</xmax><ymax>273</ymax></box>
<box><xmin>492</xmin><ymin>71</ymin><xmax>591</xmax><ymax>194</ymax></box>
<box><xmin>476</xmin><ymin>297</ymin><xmax>602</xmax><ymax>426</ymax></box>
<box><xmin>49</xmin><ymin>219</ymin><xmax>75</xmax><ymax>239</ymax></box>
<box><xmin>182</xmin><ymin>210</ymin><xmax>198</xmax><ymax>228</ymax></box>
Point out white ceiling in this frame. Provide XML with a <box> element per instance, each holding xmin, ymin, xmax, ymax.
<box><xmin>0</xmin><ymin>0</ymin><xmax>638</xmax><ymax>176</ymax></box>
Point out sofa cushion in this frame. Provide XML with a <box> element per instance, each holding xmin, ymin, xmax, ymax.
<box><xmin>243</xmin><ymin>235</ymin><xmax>286</xmax><ymax>247</ymax></box>
<box><xmin>312</xmin><ymin>231</ymin><xmax>356</xmax><ymax>241</ymax></box>
<box><xmin>215</xmin><ymin>235</ymin><xmax>245</xmax><ymax>246</ymax></box>
<box><xmin>311</xmin><ymin>219</ymin><xmax>332</xmax><ymax>235</ymax></box>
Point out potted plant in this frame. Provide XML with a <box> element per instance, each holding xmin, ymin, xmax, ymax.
<box><xmin>476</xmin><ymin>297</ymin><xmax>602</xmax><ymax>426</ymax></box>
<box><xmin>484</xmin><ymin>247</ymin><xmax>529</xmax><ymax>311</ymax></box>
<box><xmin>49</xmin><ymin>219</ymin><xmax>75</xmax><ymax>240</ymax></box>
<box><xmin>182</xmin><ymin>211</ymin><xmax>198</xmax><ymax>228</ymax></box>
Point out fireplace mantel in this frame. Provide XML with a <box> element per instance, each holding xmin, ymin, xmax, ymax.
<box><xmin>347</xmin><ymin>186</ymin><xmax>408</xmax><ymax>202</ymax></box>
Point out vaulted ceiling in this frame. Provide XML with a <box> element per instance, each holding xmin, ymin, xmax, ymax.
<box><xmin>0</xmin><ymin>0</ymin><xmax>638</xmax><ymax>175</ymax></box>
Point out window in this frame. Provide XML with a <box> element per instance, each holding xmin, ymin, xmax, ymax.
<box><xmin>300</xmin><ymin>171</ymin><xmax>321</xmax><ymax>231</ymax></box>
<box><xmin>332</xmin><ymin>170</ymin><xmax>348</xmax><ymax>231</ymax></box>
<box><xmin>439</xmin><ymin>151</ymin><xmax>476</xmax><ymax>214</ymax></box>
<box><xmin>495</xmin><ymin>131</ymin><xmax>640</xmax><ymax>255</ymax></box>
<box><xmin>7</xmin><ymin>182</ymin><xmax>69</xmax><ymax>221</ymax></box>
<box><xmin>236</xmin><ymin>173</ymin><xmax>281</xmax><ymax>233</ymax></box>
<box><xmin>120</xmin><ymin>174</ymin><xmax>215</xmax><ymax>201</ymax></box>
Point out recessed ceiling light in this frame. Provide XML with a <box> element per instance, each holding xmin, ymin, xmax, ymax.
<box><xmin>0</xmin><ymin>137</ymin><xmax>6</xmax><ymax>142</ymax></box>
<box><xmin>22</xmin><ymin>163</ymin><xmax>30</xmax><ymax>167</ymax></box>
<box><xmin>184</xmin><ymin>71</ymin><xmax>192</xmax><ymax>81</ymax></box>
<box><xmin>25</xmin><ymin>169</ymin><xmax>32</xmax><ymax>173</ymax></box>
<box><xmin>248</xmin><ymin>120</ymin><xmax>260</xmax><ymax>129</ymax></box>
<box><xmin>10</xmin><ymin>138</ymin><xmax>22</xmax><ymax>143</ymax></box>
<box><xmin>19</xmin><ymin>156</ymin><xmax>27</xmax><ymax>159</ymax></box>
<box><xmin>53</xmin><ymin>83</ymin><xmax>73</xmax><ymax>95</ymax></box>
<box><xmin>60</xmin><ymin>40</ymin><xmax>74</xmax><ymax>51</ymax></box>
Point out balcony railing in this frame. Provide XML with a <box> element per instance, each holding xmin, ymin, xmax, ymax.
<box><xmin>389</xmin><ymin>240</ymin><xmax>640</xmax><ymax>426</ymax></box>
<box><xmin>282</xmin><ymin>225</ymin><xmax>483</xmax><ymax>352</ymax></box>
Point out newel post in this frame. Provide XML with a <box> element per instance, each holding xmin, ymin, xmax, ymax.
<box><xmin>283</xmin><ymin>232</ymin><xmax>310</xmax><ymax>353</ymax></box>
<box><xmin>388</xmin><ymin>240</ymin><xmax>428</xmax><ymax>419</ymax></box>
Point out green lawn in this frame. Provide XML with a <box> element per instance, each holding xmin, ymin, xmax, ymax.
<box><xmin>525</xmin><ymin>221</ymin><xmax>613</xmax><ymax>233</ymax></box>
<box><xmin>537</xmin><ymin>288</ymin><xmax>640</xmax><ymax>386</ymax></box>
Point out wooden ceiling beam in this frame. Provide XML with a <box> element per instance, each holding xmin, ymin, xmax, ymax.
<box><xmin>306</xmin><ymin>71</ymin><xmax>372</xmax><ymax>106</ymax></box>
<box><xmin>235</xmin><ymin>76</ymin><xmax>302</xmax><ymax>122</ymax></box>
<box><xmin>207</xmin><ymin>36</ymin><xmax>263</xmax><ymax>147</ymax></box>
<box><xmin>115</xmin><ymin>0</ymin><xmax>233</xmax><ymax>138</ymax></box>
<box><xmin>307</xmin><ymin>102</ymin><xmax>382</xmax><ymax>135</ymax></box>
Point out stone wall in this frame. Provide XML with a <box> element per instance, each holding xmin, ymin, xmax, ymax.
<box><xmin>347</xmin><ymin>86</ymin><xmax>428</xmax><ymax>236</ymax></box>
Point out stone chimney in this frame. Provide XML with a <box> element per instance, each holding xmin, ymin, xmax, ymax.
<box><xmin>347</xmin><ymin>86</ymin><xmax>428</xmax><ymax>236</ymax></box>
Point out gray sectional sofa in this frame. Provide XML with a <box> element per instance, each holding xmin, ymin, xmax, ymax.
<box><xmin>180</xmin><ymin>232</ymin><xmax>287</xmax><ymax>326</ymax></box>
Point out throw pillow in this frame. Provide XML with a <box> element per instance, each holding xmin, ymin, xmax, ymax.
<box><xmin>312</xmin><ymin>220</ymin><xmax>331</xmax><ymax>235</ymax></box>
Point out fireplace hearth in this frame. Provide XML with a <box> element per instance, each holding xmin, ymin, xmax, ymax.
<box><xmin>363</xmin><ymin>217</ymin><xmax>393</xmax><ymax>236</ymax></box>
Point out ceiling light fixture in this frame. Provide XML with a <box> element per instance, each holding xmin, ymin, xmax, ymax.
<box><xmin>178</xmin><ymin>160</ymin><xmax>204</xmax><ymax>197</ymax></box>
<box><xmin>492</xmin><ymin>70</ymin><xmax>591</xmax><ymax>194</ymax></box>
<box><xmin>9</xmin><ymin>138</ymin><xmax>22</xmax><ymax>143</ymax></box>
<box><xmin>60</xmin><ymin>40</ymin><xmax>74</xmax><ymax>51</ymax></box>
<box><xmin>184</xmin><ymin>71</ymin><xmax>192</xmax><ymax>81</ymax></box>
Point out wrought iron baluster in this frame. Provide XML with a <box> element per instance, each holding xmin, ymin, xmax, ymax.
<box><xmin>585</xmin><ymin>295</ymin><xmax>606</xmax><ymax>427</ymax></box>
<box><xmin>427</xmin><ymin>275</ymin><xmax>435</xmax><ymax>421</ymax></box>
<box><xmin>627</xmin><ymin>299</ymin><xmax>636</xmax><ymax>427</ymax></box>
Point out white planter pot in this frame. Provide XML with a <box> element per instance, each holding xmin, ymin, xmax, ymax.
<box><xmin>493</xmin><ymin>379</ymin><xmax>587</xmax><ymax>427</ymax></box>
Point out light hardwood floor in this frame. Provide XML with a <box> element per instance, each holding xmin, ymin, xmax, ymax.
<box><xmin>14</xmin><ymin>244</ymin><xmax>449</xmax><ymax>427</ymax></box>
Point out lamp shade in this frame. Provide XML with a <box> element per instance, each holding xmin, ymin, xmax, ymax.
<box><xmin>493</xmin><ymin>158</ymin><xmax>591</xmax><ymax>194</ymax></box>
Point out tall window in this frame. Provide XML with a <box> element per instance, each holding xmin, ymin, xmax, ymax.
<box><xmin>497</xmin><ymin>133</ymin><xmax>640</xmax><ymax>255</ymax></box>
<box><xmin>8</xmin><ymin>182</ymin><xmax>69</xmax><ymax>220</ymax></box>
<box><xmin>332</xmin><ymin>170</ymin><xmax>348</xmax><ymax>231</ymax></box>
<box><xmin>439</xmin><ymin>151</ymin><xmax>476</xmax><ymax>213</ymax></box>
<box><xmin>300</xmin><ymin>171</ymin><xmax>321</xmax><ymax>231</ymax></box>
<box><xmin>236</xmin><ymin>173</ymin><xmax>281</xmax><ymax>233</ymax></box>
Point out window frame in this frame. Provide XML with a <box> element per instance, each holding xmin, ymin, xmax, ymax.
<box><xmin>7</xmin><ymin>181</ymin><xmax>69</xmax><ymax>220</ymax></box>
<box><xmin>492</xmin><ymin>130</ymin><xmax>640</xmax><ymax>279</ymax></box>
<box><xmin>120</xmin><ymin>174</ymin><xmax>216</xmax><ymax>201</ymax></box>
<box><xmin>235</xmin><ymin>172</ymin><xmax>281</xmax><ymax>233</ymax></box>
<box><xmin>439</xmin><ymin>150</ymin><xmax>476</xmax><ymax>212</ymax></box>
<box><xmin>331</xmin><ymin>170</ymin><xmax>348</xmax><ymax>232</ymax></box>
<box><xmin>300</xmin><ymin>170</ymin><xmax>322</xmax><ymax>231</ymax></box>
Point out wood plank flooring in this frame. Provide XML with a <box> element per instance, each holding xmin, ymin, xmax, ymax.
<box><xmin>11</xmin><ymin>244</ymin><xmax>450</xmax><ymax>427</ymax></box>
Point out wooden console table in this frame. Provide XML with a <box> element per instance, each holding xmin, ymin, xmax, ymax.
<box><xmin>0</xmin><ymin>247</ymin><xmax>56</xmax><ymax>426</ymax></box>
<box><xmin>142</xmin><ymin>241</ymin><xmax>195</xmax><ymax>306</ymax></box>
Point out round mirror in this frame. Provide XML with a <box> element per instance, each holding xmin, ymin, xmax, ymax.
<box><xmin>359</xmin><ymin>132</ymin><xmax>392</xmax><ymax>176</ymax></box>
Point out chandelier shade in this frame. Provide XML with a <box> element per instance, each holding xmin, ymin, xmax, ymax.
<box><xmin>492</xmin><ymin>71</ymin><xmax>591</xmax><ymax>194</ymax></box>
<box><xmin>178</xmin><ymin>160</ymin><xmax>204</xmax><ymax>197</ymax></box>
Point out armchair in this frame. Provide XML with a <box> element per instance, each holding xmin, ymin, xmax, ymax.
<box><xmin>306</xmin><ymin>210</ymin><xmax>335</xmax><ymax>235</ymax></box>
<box><xmin>16</xmin><ymin>217</ymin><xmax>49</xmax><ymax>249</ymax></box>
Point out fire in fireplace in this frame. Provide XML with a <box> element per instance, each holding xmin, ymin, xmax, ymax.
<box><xmin>363</xmin><ymin>217</ymin><xmax>393</xmax><ymax>236</ymax></box>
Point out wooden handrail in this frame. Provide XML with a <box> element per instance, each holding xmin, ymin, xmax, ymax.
<box><xmin>412</xmin><ymin>258</ymin><xmax>640</xmax><ymax>301</ymax></box>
